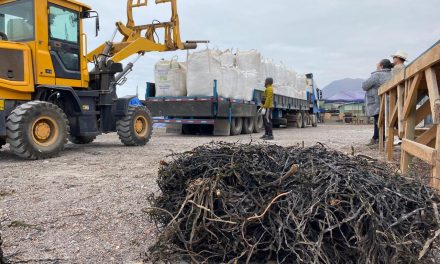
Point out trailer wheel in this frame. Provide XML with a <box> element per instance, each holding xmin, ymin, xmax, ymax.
<box><xmin>117</xmin><ymin>106</ymin><xmax>153</xmax><ymax>146</ymax></box>
<box><xmin>253</xmin><ymin>115</ymin><xmax>264</xmax><ymax>133</ymax></box>
<box><xmin>273</xmin><ymin>118</ymin><xmax>288</xmax><ymax>128</ymax></box>
<box><xmin>69</xmin><ymin>135</ymin><xmax>96</xmax><ymax>144</ymax></box>
<box><xmin>242</xmin><ymin>118</ymin><xmax>254</xmax><ymax>134</ymax></box>
<box><xmin>6</xmin><ymin>101</ymin><xmax>69</xmax><ymax>159</ymax></box>
<box><xmin>312</xmin><ymin>114</ymin><xmax>318</xmax><ymax>127</ymax></box>
<box><xmin>297</xmin><ymin>112</ymin><xmax>305</xmax><ymax>128</ymax></box>
<box><xmin>230</xmin><ymin>117</ymin><xmax>243</xmax><ymax>136</ymax></box>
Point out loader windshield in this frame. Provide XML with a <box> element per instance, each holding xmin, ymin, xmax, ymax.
<box><xmin>0</xmin><ymin>0</ymin><xmax>34</xmax><ymax>42</ymax></box>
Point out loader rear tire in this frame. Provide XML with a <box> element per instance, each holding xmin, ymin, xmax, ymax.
<box><xmin>6</xmin><ymin>101</ymin><xmax>69</xmax><ymax>160</ymax></box>
<box><xmin>69</xmin><ymin>135</ymin><xmax>96</xmax><ymax>144</ymax></box>
<box><xmin>117</xmin><ymin>106</ymin><xmax>153</xmax><ymax>146</ymax></box>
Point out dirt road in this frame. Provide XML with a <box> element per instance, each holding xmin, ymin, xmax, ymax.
<box><xmin>0</xmin><ymin>124</ymin><xmax>376</xmax><ymax>263</ymax></box>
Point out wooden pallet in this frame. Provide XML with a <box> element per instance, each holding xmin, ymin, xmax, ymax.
<box><xmin>378</xmin><ymin>40</ymin><xmax>440</xmax><ymax>189</ymax></box>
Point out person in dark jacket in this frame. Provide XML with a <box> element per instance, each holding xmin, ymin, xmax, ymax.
<box><xmin>362</xmin><ymin>59</ymin><xmax>393</xmax><ymax>146</ymax></box>
<box><xmin>261</xmin><ymin>78</ymin><xmax>274</xmax><ymax>140</ymax></box>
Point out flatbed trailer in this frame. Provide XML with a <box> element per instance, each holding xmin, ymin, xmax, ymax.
<box><xmin>143</xmin><ymin>75</ymin><xmax>320</xmax><ymax>136</ymax></box>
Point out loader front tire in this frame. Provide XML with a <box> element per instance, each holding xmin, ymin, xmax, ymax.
<box><xmin>117</xmin><ymin>106</ymin><xmax>153</xmax><ymax>146</ymax></box>
<box><xmin>6</xmin><ymin>101</ymin><xmax>69</xmax><ymax>159</ymax></box>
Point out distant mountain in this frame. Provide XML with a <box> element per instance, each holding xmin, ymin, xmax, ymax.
<box><xmin>322</xmin><ymin>78</ymin><xmax>364</xmax><ymax>99</ymax></box>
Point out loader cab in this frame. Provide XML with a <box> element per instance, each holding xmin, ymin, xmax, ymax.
<box><xmin>0</xmin><ymin>0</ymin><xmax>92</xmax><ymax>89</ymax></box>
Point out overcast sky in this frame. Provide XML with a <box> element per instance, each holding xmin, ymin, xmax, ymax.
<box><xmin>82</xmin><ymin>0</ymin><xmax>439</xmax><ymax>98</ymax></box>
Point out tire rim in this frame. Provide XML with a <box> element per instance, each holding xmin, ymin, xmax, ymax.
<box><xmin>31</xmin><ymin>116</ymin><xmax>59</xmax><ymax>147</ymax></box>
<box><xmin>134</xmin><ymin>115</ymin><xmax>149</xmax><ymax>137</ymax></box>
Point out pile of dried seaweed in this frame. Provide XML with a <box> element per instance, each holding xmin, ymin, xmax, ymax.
<box><xmin>0</xmin><ymin>233</ymin><xmax>4</xmax><ymax>264</ymax></box>
<box><xmin>147</xmin><ymin>142</ymin><xmax>440</xmax><ymax>263</ymax></box>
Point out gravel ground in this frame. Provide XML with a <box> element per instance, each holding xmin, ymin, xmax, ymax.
<box><xmin>0</xmin><ymin>124</ymin><xmax>377</xmax><ymax>264</ymax></box>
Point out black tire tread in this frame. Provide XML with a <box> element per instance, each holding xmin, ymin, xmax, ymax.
<box><xmin>116</xmin><ymin>106</ymin><xmax>153</xmax><ymax>146</ymax></box>
<box><xmin>230</xmin><ymin>117</ymin><xmax>243</xmax><ymax>136</ymax></box>
<box><xmin>6</xmin><ymin>101</ymin><xmax>69</xmax><ymax>160</ymax></box>
<box><xmin>242</xmin><ymin>117</ymin><xmax>254</xmax><ymax>134</ymax></box>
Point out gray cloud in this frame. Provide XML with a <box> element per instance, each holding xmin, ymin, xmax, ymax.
<box><xmin>82</xmin><ymin>0</ymin><xmax>439</xmax><ymax>98</ymax></box>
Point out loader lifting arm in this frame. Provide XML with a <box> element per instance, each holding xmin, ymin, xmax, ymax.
<box><xmin>87</xmin><ymin>0</ymin><xmax>196</xmax><ymax>64</ymax></box>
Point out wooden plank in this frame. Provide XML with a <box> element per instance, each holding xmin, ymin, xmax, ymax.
<box><xmin>390</xmin><ymin>104</ymin><xmax>398</xmax><ymax>127</ymax></box>
<box><xmin>425</xmin><ymin>67</ymin><xmax>440</xmax><ymax>124</ymax></box>
<box><xmin>415</xmin><ymin>100</ymin><xmax>431</xmax><ymax>125</ymax></box>
<box><xmin>397</xmin><ymin>84</ymin><xmax>405</xmax><ymax>137</ymax></box>
<box><xmin>403</xmin><ymin>73</ymin><xmax>423</xmax><ymax>119</ymax></box>
<box><xmin>433</xmin><ymin>123</ymin><xmax>440</xmax><ymax>190</ymax></box>
<box><xmin>416</xmin><ymin>126</ymin><xmax>437</xmax><ymax>145</ymax></box>
<box><xmin>401</xmin><ymin>139</ymin><xmax>436</xmax><ymax>165</ymax></box>
<box><xmin>401</xmin><ymin>83</ymin><xmax>418</xmax><ymax>173</ymax></box>
<box><xmin>416</xmin><ymin>128</ymin><xmax>430</xmax><ymax>136</ymax></box>
<box><xmin>406</xmin><ymin>43</ymin><xmax>440</xmax><ymax>80</ymax></box>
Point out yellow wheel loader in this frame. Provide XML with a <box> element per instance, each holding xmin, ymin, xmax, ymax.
<box><xmin>0</xmin><ymin>0</ymin><xmax>197</xmax><ymax>159</ymax></box>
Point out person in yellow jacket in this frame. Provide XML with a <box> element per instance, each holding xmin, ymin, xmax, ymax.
<box><xmin>262</xmin><ymin>78</ymin><xmax>274</xmax><ymax>140</ymax></box>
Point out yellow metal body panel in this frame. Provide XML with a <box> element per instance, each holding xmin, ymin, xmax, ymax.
<box><xmin>0</xmin><ymin>41</ymin><xmax>34</xmax><ymax>100</ymax></box>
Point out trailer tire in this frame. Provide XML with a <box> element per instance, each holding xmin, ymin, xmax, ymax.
<box><xmin>297</xmin><ymin>112</ymin><xmax>305</xmax><ymax>128</ymax></box>
<box><xmin>242</xmin><ymin>118</ymin><xmax>254</xmax><ymax>134</ymax></box>
<box><xmin>312</xmin><ymin>114</ymin><xmax>318</xmax><ymax>127</ymax></box>
<box><xmin>230</xmin><ymin>117</ymin><xmax>243</xmax><ymax>136</ymax></box>
<box><xmin>69</xmin><ymin>135</ymin><xmax>96</xmax><ymax>144</ymax></box>
<box><xmin>253</xmin><ymin>115</ymin><xmax>264</xmax><ymax>133</ymax></box>
<box><xmin>273</xmin><ymin>118</ymin><xmax>288</xmax><ymax>128</ymax></box>
<box><xmin>117</xmin><ymin>106</ymin><xmax>153</xmax><ymax>146</ymax></box>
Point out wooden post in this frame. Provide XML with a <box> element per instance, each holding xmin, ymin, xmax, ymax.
<box><xmin>425</xmin><ymin>67</ymin><xmax>440</xmax><ymax>189</ymax></box>
<box><xmin>387</xmin><ymin>89</ymin><xmax>397</xmax><ymax>161</ymax></box>
<box><xmin>397</xmin><ymin>84</ymin><xmax>405</xmax><ymax>138</ymax></box>
<box><xmin>401</xmin><ymin>77</ymin><xmax>419</xmax><ymax>174</ymax></box>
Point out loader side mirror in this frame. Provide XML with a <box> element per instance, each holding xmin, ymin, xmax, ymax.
<box><xmin>81</xmin><ymin>11</ymin><xmax>100</xmax><ymax>37</ymax></box>
<box><xmin>95</xmin><ymin>16</ymin><xmax>100</xmax><ymax>37</ymax></box>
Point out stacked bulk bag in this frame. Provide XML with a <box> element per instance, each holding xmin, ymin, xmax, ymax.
<box><xmin>220</xmin><ymin>50</ymin><xmax>235</xmax><ymax>67</ymax></box>
<box><xmin>221</xmin><ymin>67</ymin><xmax>238</xmax><ymax>99</ymax></box>
<box><xmin>296</xmin><ymin>74</ymin><xmax>308</xmax><ymax>100</ymax></box>
<box><xmin>236</xmin><ymin>50</ymin><xmax>261</xmax><ymax>73</ymax></box>
<box><xmin>242</xmin><ymin>71</ymin><xmax>258</xmax><ymax>101</ymax></box>
<box><xmin>187</xmin><ymin>49</ymin><xmax>228</xmax><ymax>97</ymax></box>
<box><xmin>154</xmin><ymin>59</ymin><xmax>187</xmax><ymax>97</ymax></box>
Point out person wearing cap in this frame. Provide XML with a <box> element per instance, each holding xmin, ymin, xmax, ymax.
<box><xmin>391</xmin><ymin>50</ymin><xmax>408</xmax><ymax>76</ymax></box>
<box><xmin>261</xmin><ymin>78</ymin><xmax>274</xmax><ymax>140</ymax></box>
<box><xmin>391</xmin><ymin>51</ymin><xmax>409</xmax><ymax>145</ymax></box>
<box><xmin>362</xmin><ymin>59</ymin><xmax>393</xmax><ymax>146</ymax></box>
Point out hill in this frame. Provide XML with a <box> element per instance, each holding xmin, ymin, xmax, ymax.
<box><xmin>322</xmin><ymin>78</ymin><xmax>364</xmax><ymax>99</ymax></box>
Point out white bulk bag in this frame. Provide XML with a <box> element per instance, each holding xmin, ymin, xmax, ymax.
<box><xmin>236</xmin><ymin>50</ymin><xmax>261</xmax><ymax>73</ymax></box>
<box><xmin>187</xmin><ymin>49</ymin><xmax>223</xmax><ymax>97</ymax></box>
<box><xmin>154</xmin><ymin>59</ymin><xmax>187</xmax><ymax>97</ymax></box>
<box><xmin>220</xmin><ymin>67</ymin><xmax>237</xmax><ymax>98</ymax></box>
<box><xmin>287</xmin><ymin>70</ymin><xmax>297</xmax><ymax>87</ymax></box>
<box><xmin>242</xmin><ymin>71</ymin><xmax>258</xmax><ymax>101</ymax></box>
<box><xmin>220</xmin><ymin>50</ymin><xmax>235</xmax><ymax>67</ymax></box>
<box><xmin>235</xmin><ymin>71</ymin><xmax>246</xmax><ymax>100</ymax></box>
<box><xmin>296</xmin><ymin>74</ymin><xmax>308</xmax><ymax>100</ymax></box>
